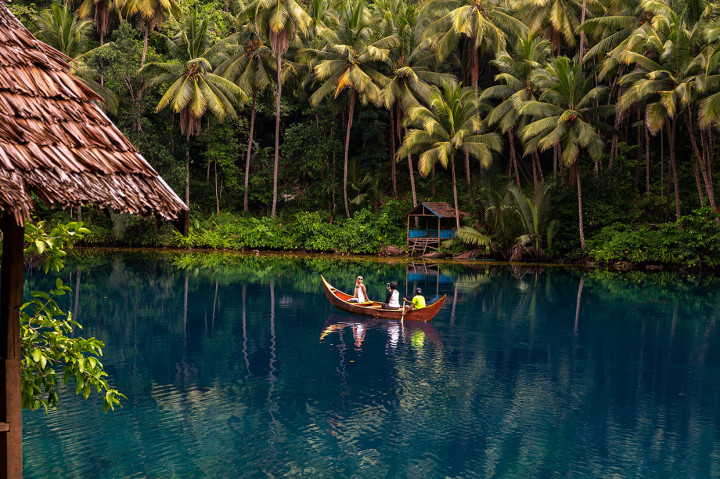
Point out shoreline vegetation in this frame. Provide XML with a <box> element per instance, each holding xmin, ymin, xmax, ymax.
<box><xmin>10</xmin><ymin>0</ymin><xmax>720</xmax><ymax>273</ymax></box>
<box><xmin>53</xmin><ymin>204</ymin><xmax>720</xmax><ymax>273</ymax></box>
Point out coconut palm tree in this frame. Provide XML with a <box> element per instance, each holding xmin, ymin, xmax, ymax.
<box><xmin>142</xmin><ymin>12</ymin><xmax>245</xmax><ymax>231</ymax></box>
<box><xmin>420</xmin><ymin>0</ymin><xmax>525</xmax><ymax>185</ymax></box>
<box><xmin>306</xmin><ymin>0</ymin><xmax>396</xmax><ymax>218</ymax></box>
<box><xmin>77</xmin><ymin>0</ymin><xmax>115</xmax><ymax>45</ymax></box>
<box><xmin>420</xmin><ymin>0</ymin><xmax>526</xmax><ymax>88</ymax></box>
<box><xmin>618</xmin><ymin>3</ymin><xmax>710</xmax><ymax>218</ymax></box>
<box><xmin>696</xmin><ymin>28</ymin><xmax>720</xmax><ymax>208</ymax></box>
<box><xmin>578</xmin><ymin>0</ymin><xmax>646</xmax><ymax>65</ymax></box>
<box><xmin>216</xmin><ymin>24</ymin><xmax>275</xmax><ymax>212</ymax></box>
<box><xmin>481</xmin><ymin>35</ymin><xmax>551</xmax><ymax>191</ymax></box>
<box><xmin>578</xmin><ymin>0</ymin><xmax>651</xmax><ymax>167</ymax></box>
<box><xmin>34</xmin><ymin>3</ymin><xmax>93</xmax><ymax>58</ymax></box>
<box><xmin>77</xmin><ymin>0</ymin><xmax>117</xmax><ymax>87</ymax></box>
<box><xmin>380</xmin><ymin>0</ymin><xmax>455</xmax><ymax>205</ymax></box>
<box><xmin>307</xmin><ymin>0</ymin><xmax>330</xmax><ymax>44</ymax></box>
<box><xmin>118</xmin><ymin>0</ymin><xmax>181</xmax><ymax>67</ymax></box>
<box><xmin>517</xmin><ymin>0</ymin><xmax>602</xmax><ymax>55</ymax></box>
<box><xmin>520</xmin><ymin>57</ymin><xmax>612</xmax><ymax>249</ymax></box>
<box><xmin>244</xmin><ymin>0</ymin><xmax>311</xmax><ymax>218</ymax></box>
<box><xmin>399</xmin><ymin>83</ymin><xmax>503</xmax><ymax>229</ymax></box>
<box><xmin>34</xmin><ymin>3</ymin><xmax>118</xmax><ymax>113</ymax></box>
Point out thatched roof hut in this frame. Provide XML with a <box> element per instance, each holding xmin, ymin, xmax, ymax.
<box><xmin>405</xmin><ymin>202</ymin><xmax>468</xmax><ymax>255</ymax></box>
<box><xmin>0</xmin><ymin>2</ymin><xmax>187</xmax><ymax>227</ymax></box>
<box><xmin>0</xmin><ymin>4</ymin><xmax>186</xmax><ymax>477</ymax></box>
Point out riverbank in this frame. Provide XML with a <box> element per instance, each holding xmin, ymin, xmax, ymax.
<box><xmin>42</xmin><ymin>201</ymin><xmax>720</xmax><ymax>272</ymax></box>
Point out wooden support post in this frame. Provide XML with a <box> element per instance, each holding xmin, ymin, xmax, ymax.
<box><xmin>406</xmin><ymin>216</ymin><xmax>410</xmax><ymax>248</ymax></box>
<box><xmin>0</xmin><ymin>214</ymin><xmax>24</xmax><ymax>479</ymax></box>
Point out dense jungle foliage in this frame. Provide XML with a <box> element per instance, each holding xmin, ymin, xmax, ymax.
<box><xmin>13</xmin><ymin>0</ymin><xmax>720</xmax><ymax>267</ymax></box>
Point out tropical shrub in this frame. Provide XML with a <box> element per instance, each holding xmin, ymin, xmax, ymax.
<box><xmin>586</xmin><ymin>208</ymin><xmax>720</xmax><ymax>267</ymax></box>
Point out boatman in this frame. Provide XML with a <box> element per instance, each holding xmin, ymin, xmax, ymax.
<box><xmin>404</xmin><ymin>288</ymin><xmax>426</xmax><ymax>314</ymax></box>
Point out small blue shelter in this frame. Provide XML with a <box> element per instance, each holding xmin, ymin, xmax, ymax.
<box><xmin>405</xmin><ymin>202</ymin><xmax>467</xmax><ymax>255</ymax></box>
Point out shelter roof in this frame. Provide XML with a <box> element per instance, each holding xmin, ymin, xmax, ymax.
<box><xmin>0</xmin><ymin>3</ymin><xmax>187</xmax><ymax>226</ymax></box>
<box><xmin>406</xmin><ymin>202</ymin><xmax>468</xmax><ymax>219</ymax></box>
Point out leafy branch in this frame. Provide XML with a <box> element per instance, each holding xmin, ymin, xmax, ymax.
<box><xmin>19</xmin><ymin>220</ymin><xmax>125</xmax><ymax>412</ymax></box>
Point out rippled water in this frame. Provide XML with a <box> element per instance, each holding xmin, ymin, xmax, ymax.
<box><xmin>20</xmin><ymin>252</ymin><xmax>720</xmax><ymax>478</ymax></box>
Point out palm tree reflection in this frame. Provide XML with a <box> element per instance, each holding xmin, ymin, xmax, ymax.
<box><xmin>266</xmin><ymin>281</ymin><xmax>280</xmax><ymax>447</ymax></box>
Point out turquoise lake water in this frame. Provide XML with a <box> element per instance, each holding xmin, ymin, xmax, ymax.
<box><xmin>20</xmin><ymin>252</ymin><xmax>720</xmax><ymax>478</ymax></box>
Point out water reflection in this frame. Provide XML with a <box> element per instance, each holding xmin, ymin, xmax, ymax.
<box><xmin>321</xmin><ymin>314</ymin><xmax>443</xmax><ymax>351</ymax></box>
<box><xmin>20</xmin><ymin>252</ymin><xmax>720</xmax><ymax>478</ymax></box>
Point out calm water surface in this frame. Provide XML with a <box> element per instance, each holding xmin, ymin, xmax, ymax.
<box><xmin>21</xmin><ymin>252</ymin><xmax>720</xmax><ymax>478</ymax></box>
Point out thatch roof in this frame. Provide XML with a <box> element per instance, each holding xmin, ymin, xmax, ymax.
<box><xmin>0</xmin><ymin>3</ymin><xmax>187</xmax><ymax>226</ymax></box>
<box><xmin>406</xmin><ymin>202</ymin><xmax>468</xmax><ymax>219</ymax></box>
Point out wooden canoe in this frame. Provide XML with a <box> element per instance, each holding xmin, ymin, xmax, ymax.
<box><xmin>321</xmin><ymin>275</ymin><xmax>446</xmax><ymax>322</ymax></box>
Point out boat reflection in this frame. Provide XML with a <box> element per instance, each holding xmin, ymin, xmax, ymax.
<box><xmin>320</xmin><ymin>314</ymin><xmax>443</xmax><ymax>350</ymax></box>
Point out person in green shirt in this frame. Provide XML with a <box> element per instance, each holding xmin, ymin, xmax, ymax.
<box><xmin>403</xmin><ymin>287</ymin><xmax>426</xmax><ymax>313</ymax></box>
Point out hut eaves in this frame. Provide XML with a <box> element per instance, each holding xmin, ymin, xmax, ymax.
<box><xmin>406</xmin><ymin>202</ymin><xmax>469</xmax><ymax>219</ymax></box>
<box><xmin>0</xmin><ymin>3</ymin><xmax>187</xmax><ymax>226</ymax></box>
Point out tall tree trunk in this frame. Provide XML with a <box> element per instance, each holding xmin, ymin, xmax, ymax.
<box><xmin>100</xmin><ymin>33</ymin><xmax>104</xmax><ymax>87</ymax></box>
<box><xmin>244</xmin><ymin>92</ymin><xmax>256</xmax><ymax>212</ymax></box>
<box><xmin>532</xmin><ymin>150</ymin><xmax>538</xmax><ymax>200</ymax></box>
<box><xmin>686</xmin><ymin>110</ymin><xmax>717</xmax><ymax>210</ymax></box>
<box><xmin>634</xmin><ymin>110</ymin><xmax>642</xmax><ymax>191</ymax></box>
<box><xmin>343</xmin><ymin>90</ymin><xmax>356</xmax><ymax>218</ymax></box>
<box><xmin>464</xmin><ymin>43</ymin><xmax>479</xmax><ymax>187</ymax></box>
<box><xmin>686</xmin><ymin>109</ymin><xmax>708</xmax><ymax>207</ymax></box>
<box><xmin>185</xmin><ymin>133</ymin><xmax>191</xmax><ymax>233</ymax></box>
<box><xmin>390</xmin><ymin>106</ymin><xmax>397</xmax><ymax>196</ymax></box>
<box><xmin>464</xmin><ymin>152</ymin><xmax>471</xmax><ymax>186</ymax></box>
<box><xmin>404</xmin><ymin>125</ymin><xmax>417</xmax><ymax>208</ymax></box>
<box><xmin>450</xmin><ymin>152</ymin><xmax>460</xmax><ymax>230</ymax></box>
<box><xmin>645</xmin><ymin>126</ymin><xmax>650</xmax><ymax>194</ymax></box>
<box><xmin>578</xmin><ymin>0</ymin><xmax>588</xmax><ymax>62</ymax></box>
<box><xmin>610</xmin><ymin>90</ymin><xmax>625</xmax><ymax>169</ymax></box>
<box><xmin>667</xmin><ymin>120</ymin><xmax>681</xmax><ymax>221</ymax></box>
<box><xmin>660</xmin><ymin>127</ymin><xmax>665</xmax><ymax>198</ymax></box>
<box><xmin>431</xmin><ymin>164</ymin><xmax>436</xmax><ymax>196</ymax></box>
<box><xmin>271</xmin><ymin>51</ymin><xmax>282</xmax><ymax>218</ymax></box>
<box><xmin>141</xmin><ymin>24</ymin><xmax>149</xmax><ymax>69</ymax></box>
<box><xmin>693</xmin><ymin>156</ymin><xmax>705</xmax><ymax>205</ymax></box>
<box><xmin>702</xmin><ymin>128</ymin><xmax>716</xmax><ymax>209</ymax></box>
<box><xmin>576</xmin><ymin>162</ymin><xmax>586</xmax><ymax>250</ymax></box>
<box><xmin>509</xmin><ymin>129</ymin><xmax>520</xmax><ymax>188</ymax></box>
<box><xmin>469</xmin><ymin>43</ymin><xmax>479</xmax><ymax>90</ymax></box>
<box><xmin>215</xmin><ymin>159</ymin><xmax>220</xmax><ymax>216</ymax></box>
<box><xmin>534</xmin><ymin>151</ymin><xmax>544</xmax><ymax>183</ymax></box>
